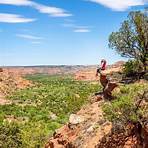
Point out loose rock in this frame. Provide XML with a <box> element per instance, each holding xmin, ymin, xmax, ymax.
<box><xmin>69</xmin><ymin>114</ymin><xmax>85</xmax><ymax>125</ymax></box>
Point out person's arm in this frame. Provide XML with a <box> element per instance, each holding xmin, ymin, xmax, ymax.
<box><xmin>96</xmin><ymin>66</ymin><xmax>101</xmax><ymax>77</ymax></box>
<box><xmin>96</xmin><ymin>71</ymin><xmax>98</xmax><ymax>77</ymax></box>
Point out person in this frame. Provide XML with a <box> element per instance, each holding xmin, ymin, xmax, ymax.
<box><xmin>96</xmin><ymin>59</ymin><xmax>118</xmax><ymax>99</ymax></box>
<box><xmin>96</xmin><ymin>59</ymin><xmax>108</xmax><ymax>92</ymax></box>
<box><xmin>96</xmin><ymin>59</ymin><xmax>107</xmax><ymax>76</ymax></box>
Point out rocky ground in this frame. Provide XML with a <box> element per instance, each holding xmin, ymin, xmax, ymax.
<box><xmin>0</xmin><ymin>69</ymin><xmax>31</xmax><ymax>105</ymax></box>
<box><xmin>45</xmin><ymin>99</ymin><xmax>112</xmax><ymax>148</ymax></box>
<box><xmin>45</xmin><ymin>91</ymin><xmax>148</xmax><ymax>148</ymax></box>
<box><xmin>1</xmin><ymin>61</ymin><xmax>147</xmax><ymax>148</ymax></box>
<box><xmin>44</xmin><ymin>60</ymin><xmax>148</xmax><ymax>148</ymax></box>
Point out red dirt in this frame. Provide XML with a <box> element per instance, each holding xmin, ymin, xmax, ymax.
<box><xmin>0</xmin><ymin>69</ymin><xmax>31</xmax><ymax>103</ymax></box>
<box><xmin>45</xmin><ymin>100</ymin><xmax>112</xmax><ymax>148</ymax></box>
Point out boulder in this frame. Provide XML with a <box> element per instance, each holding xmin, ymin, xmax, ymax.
<box><xmin>69</xmin><ymin>114</ymin><xmax>85</xmax><ymax>125</ymax></box>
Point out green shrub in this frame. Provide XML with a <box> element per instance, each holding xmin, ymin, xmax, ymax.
<box><xmin>103</xmin><ymin>83</ymin><xmax>148</xmax><ymax>128</ymax></box>
<box><xmin>20</xmin><ymin>121</ymin><xmax>49</xmax><ymax>148</ymax></box>
<box><xmin>123</xmin><ymin>60</ymin><xmax>142</xmax><ymax>77</ymax></box>
<box><xmin>0</xmin><ymin>122</ymin><xmax>22</xmax><ymax>148</ymax></box>
<box><xmin>0</xmin><ymin>75</ymin><xmax>100</xmax><ymax>147</ymax></box>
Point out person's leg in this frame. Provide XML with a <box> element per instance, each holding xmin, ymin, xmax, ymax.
<box><xmin>103</xmin><ymin>82</ymin><xmax>118</xmax><ymax>99</ymax></box>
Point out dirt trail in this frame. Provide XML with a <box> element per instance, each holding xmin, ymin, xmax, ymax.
<box><xmin>45</xmin><ymin>100</ymin><xmax>112</xmax><ymax>148</ymax></box>
<box><xmin>73</xmin><ymin>101</ymin><xmax>111</xmax><ymax>148</ymax></box>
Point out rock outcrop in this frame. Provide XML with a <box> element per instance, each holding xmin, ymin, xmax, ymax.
<box><xmin>45</xmin><ymin>100</ymin><xmax>112</xmax><ymax>148</ymax></box>
<box><xmin>0</xmin><ymin>69</ymin><xmax>31</xmax><ymax>95</ymax></box>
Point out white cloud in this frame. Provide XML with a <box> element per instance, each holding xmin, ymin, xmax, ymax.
<box><xmin>50</xmin><ymin>13</ymin><xmax>72</xmax><ymax>17</ymax></box>
<box><xmin>0</xmin><ymin>13</ymin><xmax>35</xmax><ymax>23</ymax></box>
<box><xmin>87</xmin><ymin>0</ymin><xmax>146</xmax><ymax>11</ymax></box>
<box><xmin>31</xmin><ymin>3</ymin><xmax>72</xmax><ymax>17</ymax></box>
<box><xmin>62</xmin><ymin>21</ymin><xmax>92</xmax><ymax>32</ymax></box>
<box><xmin>62</xmin><ymin>22</ymin><xmax>92</xmax><ymax>29</ymax></box>
<box><xmin>31</xmin><ymin>41</ymin><xmax>42</xmax><ymax>44</ymax></box>
<box><xmin>74</xmin><ymin>29</ymin><xmax>90</xmax><ymax>32</ymax></box>
<box><xmin>16</xmin><ymin>34</ymin><xmax>43</xmax><ymax>40</ymax></box>
<box><xmin>0</xmin><ymin>0</ymin><xmax>72</xmax><ymax>17</ymax></box>
<box><xmin>0</xmin><ymin>0</ymin><xmax>31</xmax><ymax>5</ymax></box>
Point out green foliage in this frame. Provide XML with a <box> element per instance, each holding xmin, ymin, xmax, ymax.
<box><xmin>0</xmin><ymin>75</ymin><xmax>99</xmax><ymax>147</ymax></box>
<box><xmin>0</xmin><ymin>122</ymin><xmax>22</xmax><ymax>148</ymax></box>
<box><xmin>103</xmin><ymin>83</ymin><xmax>148</xmax><ymax>127</ymax></box>
<box><xmin>123</xmin><ymin>60</ymin><xmax>142</xmax><ymax>76</ymax></box>
<box><xmin>20</xmin><ymin>121</ymin><xmax>49</xmax><ymax>148</ymax></box>
<box><xmin>109</xmin><ymin>11</ymin><xmax>148</xmax><ymax>72</ymax></box>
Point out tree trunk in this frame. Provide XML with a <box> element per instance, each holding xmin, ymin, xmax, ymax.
<box><xmin>143</xmin><ymin>60</ymin><xmax>147</xmax><ymax>73</ymax></box>
<box><xmin>140</xmin><ymin>57</ymin><xmax>147</xmax><ymax>73</ymax></box>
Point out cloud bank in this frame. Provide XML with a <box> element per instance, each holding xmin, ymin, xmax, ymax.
<box><xmin>74</xmin><ymin>28</ymin><xmax>90</xmax><ymax>33</ymax></box>
<box><xmin>16</xmin><ymin>34</ymin><xmax>43</xmax><ymax>40</ymax></box>
<box><xmin>0</xmin><ymin>13</ymin><xmax>35</xmax><ymax>23</ymax></box>
<box><xmin>87</xmin><ymin>0</ymin><xmax>147</xmax><ymax>11</ymax></box>
<box><xmin>0</xmin><ymin>0</ymin><xmax>72</xmax><ymax>17</ymax></box>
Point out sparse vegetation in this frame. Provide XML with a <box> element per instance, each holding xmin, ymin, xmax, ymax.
<box><xmin>0</xmin><ymin>122</ymin><xmax>22</xmax><ymax>148</ymax></box>
<box><xmin>106</xmin><ymin>10</ymin><xmax>148</xmax><ymax>128</ymax></box>
<box><xmin>103</xmin><ymin>81</ymin><xmax>148</xmax><ymax>135</ymax></box>
<box><xmin>123</xmin><ymin>60</ymin><xmax>142</xmax><ymax>76</ymax></box>
<box><xmin>0</xmin><ymin>74</ymin><xmax>99</xmax><ymax>147</ymax></box>
<box><xmin>99</xmin><ymin>10</ymin><xmax>148</xmax><ymax>147</ymax></box>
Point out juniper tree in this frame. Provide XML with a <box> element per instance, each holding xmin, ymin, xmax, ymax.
<box><xmin>109</xmin><ymin>11</ymin><xmax>148</xmax><ymax>72</ymax></box>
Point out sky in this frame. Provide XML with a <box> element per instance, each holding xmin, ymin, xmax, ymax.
<box><xmin>0</xmin><ymin>0</ymin><xmax>147</xmax><ymax>66</ymax></box>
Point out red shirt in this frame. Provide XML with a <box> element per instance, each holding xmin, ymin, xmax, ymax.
<box><xmin>101</xmin><ymin>61</ymin><xmax>106</xmax><ymax>70</ymax></box>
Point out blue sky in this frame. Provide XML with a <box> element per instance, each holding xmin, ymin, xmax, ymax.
<box><xmin>0</xmin><ymin>0</ymin><xmax>147</xmax><ymax>66</ymax></box>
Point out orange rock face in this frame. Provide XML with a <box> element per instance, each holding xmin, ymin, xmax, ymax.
<box><xmin>45</xmin><ymin>101</ymin><xmax>112</xmax><ymax>148</ymax></box>
<box><xmin>0</xmin><ymin>69</ymin><xmax>32</xmax><ymax>95</ymax></box>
